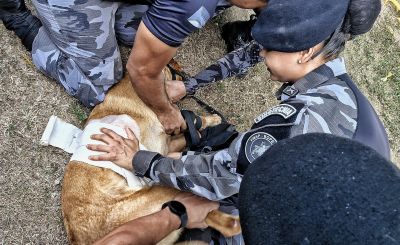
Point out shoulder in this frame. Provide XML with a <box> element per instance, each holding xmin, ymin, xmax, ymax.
<box><xmin>298</xmin><ymin>77</ymin><xmax>357</xmax><ymax>109</ymax></box>
<box><xmin>289</xmin><ymin>77</ymin><xmax>358</xmax><ymax>138</ymax></box>
<box><xmin>252</xmin><ymin>102</ymin><xmax>305</xmax><ymax>125</ymax></box>
<box><xmin>247</xmin><ymin>102</ymin><xmax>306</xmax><ymax>146</ymax></box>
<box><xmin>237</xmin><ymin>101</ymin><xmax>304</xmax><ymax>169</ymax></box>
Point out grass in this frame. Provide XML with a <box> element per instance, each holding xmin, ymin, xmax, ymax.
<box><xmin>69</xmin><ymin>102</ymin><xmax>88</xmax><ymax>123</ymax></box>
<box><xmin>344</xmin><ymin>4</ymin><xmax>400</xmax><ymax>161</ymax></box>
<box><xmin>6</xmin><ymin>121</ymin><xmax>17</xmax><ymax>136</ymax></box>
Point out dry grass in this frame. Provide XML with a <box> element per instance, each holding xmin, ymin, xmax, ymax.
<box><xmin>0</xmin><ymin>5</ymin><xmax>399</xmax><ymax>244</ymax></box>
<box><xmin>344</xmin><ymin>3</ymin><xmax>400</xmax><ymax>162</ymax></box>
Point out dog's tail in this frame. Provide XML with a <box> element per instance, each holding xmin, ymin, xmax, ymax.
<box><xmin>205</xmin><ymin>210</ymin><xmax>241</xmax><ymax>237</ymax></box>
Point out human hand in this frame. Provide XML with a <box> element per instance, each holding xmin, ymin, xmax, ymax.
<box><xmin>165</xmin><ymin>80</ymin><xmax>187</xmax><ymax>103</ymax></box>
<box><xmin>157</xmin><ymin>105</ymin><xmax>187</xmax><ymax>135</ymax></box>
<box><xmin>87</xmin><ymin>127</ymin><xmax>139</xmax><ymax>171</ymax></box>
<box><xmin>174</xmin><ymin>192</ymin><xmax>219</xmax><ymax>229</ymax></box>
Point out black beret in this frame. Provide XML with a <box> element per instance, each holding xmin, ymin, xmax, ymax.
<box><xmin>239</xmin><ymin>133</ymin><xmax>400</xmax><ymax>245</ymax></box>
<box><xmin>252</xmin><ymin>0</ymin><xmax>350</xmax><ymax>52</ymax></box>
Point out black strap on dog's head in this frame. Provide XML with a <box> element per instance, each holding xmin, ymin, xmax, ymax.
<box><xmin>181</xmin><ymin>110</ymin><xmax>238</xmax><ymax>153</ymax></box>
<box><xmin>181</xmin><ymin>110</ymin><xmax>202</xmax><ymax>148</ymax></box>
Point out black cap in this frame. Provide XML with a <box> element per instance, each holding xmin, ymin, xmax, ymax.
<box><xmin>239</xmin><ymin>133</ymin><xmax>400</xmax><ymax>245</ymax></box>
<box><xmin>252</xmin><ymin>0</ymin><xmax>350</xmax><ymax>52</ymax></box>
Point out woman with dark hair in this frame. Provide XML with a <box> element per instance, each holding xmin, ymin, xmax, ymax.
<box><xmin>169</xmin><ymin>0</ymin><xmax>389</xmax><ymax>161</ymax></box>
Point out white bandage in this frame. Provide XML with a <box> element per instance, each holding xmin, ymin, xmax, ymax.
<box><xmin>40</xmin><ymin>115</ymin><xmax>82</xmax><ymax>154</ymax></box>
<box><xmin>40</xmin><ymin>115</ymin><xmax>151</xmax><ymax>189</ymax></box>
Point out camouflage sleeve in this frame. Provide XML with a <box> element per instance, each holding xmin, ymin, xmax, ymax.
<box><xmin>133</xmin><ymin>134</ymin><xmax>245</xmax><ymax>201</ymax></box>
<box><xmin>184</xmin><ymin>41</ymin><xmax>263</xmax><ymax>95</ymax></box>
<box><xmin>288</xmin><ymin>81</ymin><xmax>358</xmax><ymax>139</ymax></box>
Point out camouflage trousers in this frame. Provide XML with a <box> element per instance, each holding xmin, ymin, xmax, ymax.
<box><xmin>30</xmin><ymin>0</ymin><xmax>231</xmax><ymax>107</ymax></box>
<box><xmin>30</xmin><ymin>0</ymin><xmax>150</xmax><ymax>107</ymax></box>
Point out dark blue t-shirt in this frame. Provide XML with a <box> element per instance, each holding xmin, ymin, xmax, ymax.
<box><xmin>142</xmin><ymin>0</ymin><xmax>229</xmax><ymax>47</ymax></box>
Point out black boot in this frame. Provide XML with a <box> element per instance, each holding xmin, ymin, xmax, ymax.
<box><xmin>1</xmin><ymin>0</ymin><xmax>42</xmax><ymax>51</ymax></box>
<box><xmin>221</xmin><ymin>14</ymin><xmax>257</xmax><ymax>52</ymax></box>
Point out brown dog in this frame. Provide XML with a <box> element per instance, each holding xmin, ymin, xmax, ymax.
<box><xmin>61</xmin><ymin>68</ymin><xmax>241</xmax><ymax>244</ymax></box>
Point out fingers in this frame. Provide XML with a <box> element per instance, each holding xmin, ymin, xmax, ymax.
<box><xmin>125</xmin><ymin>127</ymin><xmax>139</xmax><ymax>144</ymax></box>
<box><xmin>92</xmin><ymin>128</ymin><xmax>137</xmax><ymax>146</ymax></box>
<box><xmin>87</xmin><ymin>144</ymin><xmax>115</xmax><ymax>161</ymax></box>
<box><xmin>124</xmin><ymin>128</ymin><xmax>140</xmax><ymax>151</ymax></box>
<box><xmin>164</xmin><ymin>127</ymin><xmax>174</xmax><ymax>135</ymax></box>
<box><xmin>87</xmin><ymin>144</ymin><xmax>123</xmax><ymax>161</ymax></box>
<box><xmin>87</xmin><ymin>144</ymin><xmax>112</xmax><ymax>153</ymax></box>
<box><xmin>88</xmin><ymin>153</ymin><xmax>114</xmax><ymax>161</ymax></box>
<box><xmin>174</xmin><ymin>192</ymin><xmax>194</xmax><ymax>200</ymax></box>
<box><xmin>100</xmin><ymin>128</ymin><xmax>124</xmax><ymax>143</ymax></box>
<box><xmin>173</xmin><ymin>127</ymin><xmax>181</xmax><ymax>136</ymax></box>
<box><xmin>165</xmin><ymin>125</ymin><xmax>182</xmax><ymax>135</ymax></box>
<box><xmin>174</xmin><ymin>192</ymin><xmax>220</xmax><ymax>229</ymax></box>
<box><xmin>90</xmin><ymin>133</ymin><xmax>115</xmax><ymax>145</ymax></box>
<box><xmin>166</xmin><ymin>117</ymin><xmax>186</xmax><ymax>135</ymax></box>
<box><xmin>158</xmin><ymin>106</ymin><xmax>187</xmax><ymax>135</ymax></box>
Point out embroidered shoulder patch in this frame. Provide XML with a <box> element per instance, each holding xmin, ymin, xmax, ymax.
<box><xmin>254</xmin><ymin>104</ymin><xmax>297</xmax><ymax>123</ymax></box>
<box><xmin>188</xmin><ymin>6</ymin><xmax>210</xmax><ymax>28</ymax></box>
<box><xmin>245</xmin><ymin>132</ymin><xmax>277</xmax><ymax>163</ymax></box>
<box><xmin>282</xmin><ymin>86</ymin><xmax>299</xmax><ymax>97</ymax></box>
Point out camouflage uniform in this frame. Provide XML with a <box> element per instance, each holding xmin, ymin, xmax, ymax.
<box><xmin>30</xmin><ymin>0</ymin><xmax>231</xmax><ymax>107</ymax></box>
<box><xmin>185</xmin><ymin>40</ymin><xmax>264</xmax><ymax>95</ymax></box>
<box><xmin>133</xmin><ymin>58</ymin><xmax>360</xmax><ymax>201</ymax></box>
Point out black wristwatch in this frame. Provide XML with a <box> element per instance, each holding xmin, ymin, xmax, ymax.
<box><xmin>162</xmin><ymin>200</ymin><xmax>188</xmax><ymax>228</ymax></box>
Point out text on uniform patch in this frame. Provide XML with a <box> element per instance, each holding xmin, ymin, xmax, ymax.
<box><xmin>254</xmin><ymin>104</ymin><xmax>297</xmax><ymax>123</ymax></box>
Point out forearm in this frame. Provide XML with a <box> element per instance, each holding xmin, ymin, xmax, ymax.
<box><xmin>185</xmin><ymin>41</ymin><xmax>263</xmax><ymax>95</ymax></box>
<box><xmin>134</xmin><ymin>136</ymin><xmax>244</xmax><ymax>200</ymax></box>
<box><xmin>126</xmin><ymin>22</ymin><xmax>177</xmax><ymax>115</ymax></box>
<box><xmin>127</xmin><ymin>64</ymin><xmax>173</xmax><ymax>114</ymax></box>
<box><xmin>94</xmin><ymin>208</ymin><xmax>180</xmax><ymax>245</ymax></box>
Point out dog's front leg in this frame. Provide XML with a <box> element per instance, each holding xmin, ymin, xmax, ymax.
<box><xmin>167</xmin><ymin>114</ymin><xmax>222</xmax><ymax>153</ymax></box>
<box><xmin>168</xmin><ymin>134</ymin><xmax>187</xmax><ymax>153</ymax></box>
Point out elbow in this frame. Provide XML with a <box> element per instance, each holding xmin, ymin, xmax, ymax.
<box><xmin>127</xmin><ymin>63</ymin><xmax>146</xmax><ymax>86</ymax></box>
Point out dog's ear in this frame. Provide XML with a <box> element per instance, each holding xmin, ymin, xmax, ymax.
<box><xmin>165</xmin><ymin>59</ymin><xmax>192</xmax><ymax>81</ymax></box>
<box><xmin>163</xmin><ymin>66</ymin><xmax>175</xmax><ymax>81</ymax></box>
<box><xmin>205</xmin><ymin>210</ymin><xmax>241</xmax><ymax>237</ymax></box>
<box><xmin>163</xmin><ymin>63</ymin><xmax>185</xmax><ymax>81</ymax></box>
<box><xmin>168</xmin><ymin>58</ymin><xmax>184</xmax><ymax>73</ymax></box>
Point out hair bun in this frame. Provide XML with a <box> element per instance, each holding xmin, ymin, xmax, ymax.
<box><xmin>347</xmin><ymin>0</ymin><xmax>381</xmax><ymax>37</ymax></box>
